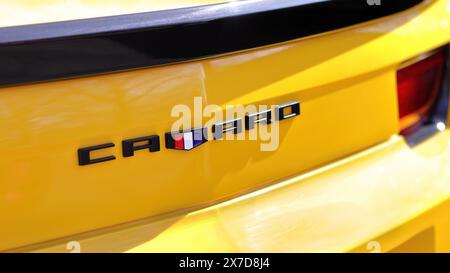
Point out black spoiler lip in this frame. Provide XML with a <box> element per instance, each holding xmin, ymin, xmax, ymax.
<box><xmin>0</xmin><ymin>0</ymin><xmax>424</xmax><ymax>87</ymax></box>
<box><xmin>1</xmin><ymin>0</ymin><xmax>327</xmax><ymax>45</ymax></box>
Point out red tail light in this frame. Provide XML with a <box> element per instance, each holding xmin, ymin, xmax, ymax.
<box><xmin>397</xmin><ymin>50</ymin><xmax>446</xmax><ymax>134</ymax></box>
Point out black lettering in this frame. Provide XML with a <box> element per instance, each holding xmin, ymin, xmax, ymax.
<box><xmin>78</xmin><ymin>143</ymin><xmax>116</xmax><ymax>166</ymax></box>
<box><xmin>275</xmin><ymin>101</ymin><xmax>300</xmax><ymax>121</ymax></box>
<box><xmin>212</xmin><ymin>118</ymin><xmax>242</xmax><ymax>140</ymax></box>
<box><xmin>245</xmin><ymin>109</ymin><xmax>272</xmax><ymax>130</ymax></box>
<box><xmin>122</xmin><ymin>135</ymin><xmax>160</xmax><ymax>157</ymax></box>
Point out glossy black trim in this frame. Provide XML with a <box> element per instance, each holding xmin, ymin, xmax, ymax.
<box><xmin>0</xmin><ymin>0</ymin><xmax>423</xmax><ymax>87</ymax></box>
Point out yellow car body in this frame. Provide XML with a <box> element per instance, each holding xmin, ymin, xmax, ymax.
<box><xmin>0</xmin><ymin>0</ymin><xmax>450</xmax><ymax>252</ymax></box>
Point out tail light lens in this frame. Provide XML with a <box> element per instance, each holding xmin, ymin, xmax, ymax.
<box><xmin>397</xmin><ymin>50</ymin><xmax>446</xmax><ymax>135</ymax></box>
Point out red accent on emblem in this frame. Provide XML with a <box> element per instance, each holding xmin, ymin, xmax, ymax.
<box><xmin>174</xmin><ymin>134</ymin><xmax>184</xmax><ymax>149</ymax></box>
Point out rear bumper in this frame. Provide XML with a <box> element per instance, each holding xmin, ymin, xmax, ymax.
<box><xmin>22</xmin><ymin>130</ymin><xmax>450</xmax><ymax>253</ymax></box>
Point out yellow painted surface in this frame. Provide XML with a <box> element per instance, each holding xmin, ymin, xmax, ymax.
<box><xmin>1</xmin><ymin>0</ymin><xmax>450</xmax><ymax>252</ymax></box>
<box><xmin>0</xmin><ymin>0</ymin><xmax>226</xmax><ymax>27</ymax></box>
<box><xmin>23</xmin><ymin>132</ymin><xmax>450</xmax><ymax>253</ymax></box>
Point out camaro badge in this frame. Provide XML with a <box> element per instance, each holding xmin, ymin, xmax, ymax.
<box><xmin>77</xmin><ymin>101</ymin><xmax>300</xmax><ymax>166</ymax></box>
